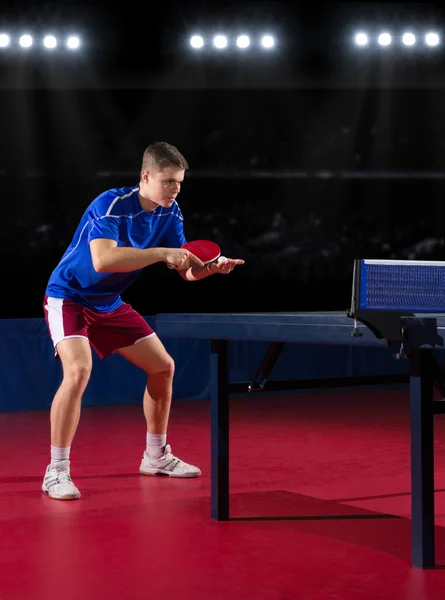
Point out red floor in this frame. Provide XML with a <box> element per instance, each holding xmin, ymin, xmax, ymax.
<box><xmin>2</xmin><ymin>389</ymin><xmax>445</xmax><ymax>599</ymax></box>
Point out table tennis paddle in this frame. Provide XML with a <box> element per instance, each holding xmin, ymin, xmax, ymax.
<box><xmin>167</xmin><ymin>240</ymin><xmax>222</xmax><ymax>269</ymax></box>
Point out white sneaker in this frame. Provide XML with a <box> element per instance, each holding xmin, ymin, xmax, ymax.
<box><xmin>42</xmin><ymin>460</ymin><xmax>81</xmax><ymax>500</ymax></box>
<box><xmin>139</xmin><ymin>444</ymin><xmax>201</xmax><ymax>478</ymax></box>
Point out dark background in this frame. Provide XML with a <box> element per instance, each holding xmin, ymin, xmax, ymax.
<box><xmin>1</xmin><ymin>1</ymin><xmax>444</xmax><ymax>317</ymax></box>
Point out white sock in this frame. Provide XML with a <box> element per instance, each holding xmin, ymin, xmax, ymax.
<box><xmin>146</xmin><ymin>433</ymin><xmax>166</xmax><ymax>459</ymax></box>
<box><xmin>51</xmin><ymin>445</ymin><xmax>70</xmax><ymax>465</ymax></box>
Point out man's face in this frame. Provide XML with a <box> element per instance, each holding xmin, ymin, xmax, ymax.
<box><xmin>142</xmin><ymin>167</ymin><xmax>185</xmax><ymax>208</ymax></box>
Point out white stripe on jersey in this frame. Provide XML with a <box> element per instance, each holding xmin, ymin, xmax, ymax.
<box><xmin>105</xmin><ymin>187</ymin><xmax>139</xmax><ymax>216</ymax></box>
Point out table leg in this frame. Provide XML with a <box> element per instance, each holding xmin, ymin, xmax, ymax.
<box><xmin>410</xmin><ymin>348</ymin><xmax>435</xmax><ymax>568</ymax></box>
<box><xmin>210</xmin><ymin>339</ymin><xmax>230</xmax><ymax>520</ymax></box>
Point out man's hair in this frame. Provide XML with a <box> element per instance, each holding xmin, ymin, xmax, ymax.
<box><xmin>141</xmin><ymin>141</ymin><xmax>189</xmax><ymax>173</ymax></box>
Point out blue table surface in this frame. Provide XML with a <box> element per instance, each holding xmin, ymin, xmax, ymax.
<box><xmin>155</xmin><ymin>311</ymin><xmax>445</xmax><ymax>346</ymax></box>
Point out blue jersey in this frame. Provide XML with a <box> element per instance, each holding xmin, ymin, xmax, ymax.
<box><xmin>45</xmin><ymin>185</ymin><xmax>186</xmax><ymax>312</ymax></box>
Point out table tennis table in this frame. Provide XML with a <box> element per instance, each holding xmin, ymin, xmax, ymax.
<box><xmin>156</xmin><ymin>259</ymin><xmax>445</xmax><ymax>569</ymax></box>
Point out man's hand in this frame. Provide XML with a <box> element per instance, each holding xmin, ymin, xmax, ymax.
<box><xmin>177</xmin><ymin>255</ymin><xmax>245</xmax><ymax>281</ymax></box>
<box><xmin>164</xmin><ymin>248</ymin><xmax>205</xmax><ymax>270</ymax></box>
<box><xmin>207</xmin><ymin>257</ymin><xmax>245</xmax><ymax>275</ymax></box>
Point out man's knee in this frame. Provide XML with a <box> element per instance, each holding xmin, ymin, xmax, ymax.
<box><xmin>163</xmin><ymin>355</ymin><xmax>175</xmax><ymax>376</ymax></box>
<box><xmin>62</xmin><ymin>361</ymin><xmax>92</xmax><ymax>390</ymax></box>
<box><xmin>56</xmin><ymin>338</ymin><xmax>92</xmax><ymax>391</ymax></box>
<box><xmin>146</xmin><ymin>353</ymin><xmax>175</xmax><ymax>377</ymax></box>
<box><xmin>155</xmin><ymin>353</ymin><xmax>175</xmax><ymax>377</ymax></box>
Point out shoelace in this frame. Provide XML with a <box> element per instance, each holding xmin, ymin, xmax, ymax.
<box><xmin>49</xmin><ymin>468</ymin><xmax>73</xmax><ymax>485</ymax></box>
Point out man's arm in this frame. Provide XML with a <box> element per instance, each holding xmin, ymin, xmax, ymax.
<box><xmin>90</xmin><ymin>239</ymin><xmax>204</xmax><ymax>273</ymax></box>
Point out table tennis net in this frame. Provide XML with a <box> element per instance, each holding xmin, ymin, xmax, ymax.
<box><xmin>358</xmin><ymin>259</ymin><xmax>445</xmax><ymax>312</ymax></box>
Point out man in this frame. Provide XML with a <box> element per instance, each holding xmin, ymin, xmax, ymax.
<box><xmin>42</xmin><ymin>141</ymin><xmax>244</xmax><ymax>500</ymax></box>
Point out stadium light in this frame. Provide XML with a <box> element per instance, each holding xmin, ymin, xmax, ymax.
<box><xmin>236</xmin><ymin>35</ymin><xmax>250</xmax><ymax>49</ymax></box>
<box><xmin>402</xmin><ymin>32</ymin><xmax>416</xmax><ymax>46</ymax></box>
<box><xmin>190</xmin><ymin>35</ymin><xmax>204</xmax><ymax>49</ymax></box>
<box><xmin>378</xmin><ymin>32</ymin><xmax>392</xmax><ymax>46</ymax></box>
<box><xmin>260</xmin><ymin>35</ymin><xmax>274</xmax><ymax>49</ymax></box>
<box><xmin>213</xmin><ymin>34</ymin><xmax>228</xmax><ymax>49</ymax></box>
<box><xmin>425</xmin><ymin>32</ymin><xmax>440</xmax><ymax>46</ymax></box>
<box><xmin>43</xmin><ymin>35</ymin><xmax>57</xmax><ymax>49</ymax></box>
<box><xmin>0</xmin><ymin>33</ymin><xmax>10</xmax><ymax>48</ymax></box>
<box><xmin>66</xmin><ymin>36</ymin><xmax>80</xmax><ymax>49</ymax></box>
<box><xmin>354</xmin><ymin>32</ymin><xmax>368</xmax><ymax>46</ymax></box>
<box><xmin>19</xmin><ymin>34</ymin><xmax>33</xmax><ymax>48</ymax></box>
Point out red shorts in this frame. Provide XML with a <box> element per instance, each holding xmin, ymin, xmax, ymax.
<box><xmin>43</xmin><ymin>296</ymin><xmax>155</xmax><ymax>359</ymax></box>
